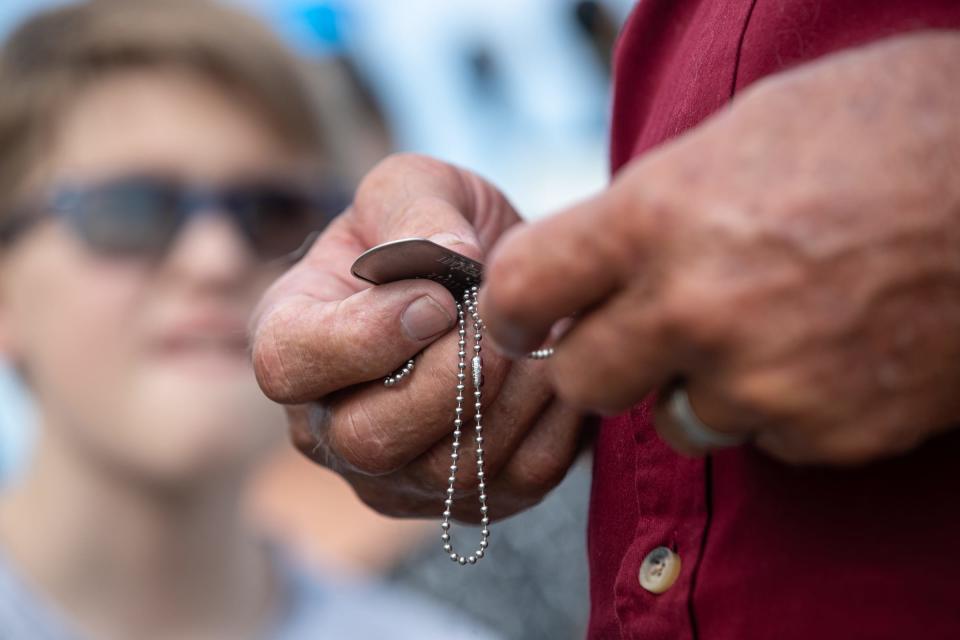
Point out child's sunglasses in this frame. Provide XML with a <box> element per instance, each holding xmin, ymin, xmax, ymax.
<box><xmin>0</xmin><ymin>175</ymin><xmax>349</xmax><ymax>262</ymax></box>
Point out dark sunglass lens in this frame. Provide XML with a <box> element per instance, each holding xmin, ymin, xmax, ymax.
<box><xmin>66</xmin><ymin>179</ymin><xmax>182</xmax><ymax>256</ymax></box>
<box><xmin>228</xmin><ymin>187</ymin><xmax>326</xmax><ymax>260</ymax></box>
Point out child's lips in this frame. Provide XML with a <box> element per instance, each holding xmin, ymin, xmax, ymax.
<box><xmin>151</xmin><ymin>314</ymin><xmax>251</xmax><ymax>368</ymax></box>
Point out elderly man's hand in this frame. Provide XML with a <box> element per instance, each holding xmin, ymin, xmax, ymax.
<box><xmin>250</xmin><ymin>154</ymin><xmax>584</xmax><ymax>520</ymax></box>
<box><xmin>480</xmin><ymin>32</ymin><xmax>960</xmax><ymax>465</ymax></box>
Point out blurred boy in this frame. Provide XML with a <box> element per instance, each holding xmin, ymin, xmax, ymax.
<box><xmin>0</xmin><ymin>2</ymin><xmax>493</xmax><ymax>638</ymax></box>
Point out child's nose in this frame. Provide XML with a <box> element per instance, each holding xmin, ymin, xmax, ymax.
<box><xmin>162</xmin><ymin>212</ymin><xmax>253</xmax><ymax>288</ymax></box>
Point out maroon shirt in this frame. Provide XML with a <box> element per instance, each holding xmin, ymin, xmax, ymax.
<box><xmin>591</xmin><ymin>2</ymin><xmax>960</xmax><ymax>638</ymax></box>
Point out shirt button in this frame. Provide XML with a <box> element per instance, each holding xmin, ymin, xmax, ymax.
<box><xmin>639</xmin><ymin>546</ymin><xmax>681</xmax><ymax>594</ymax></box>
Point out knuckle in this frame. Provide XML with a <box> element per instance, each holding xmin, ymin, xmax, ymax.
<box><xmin>728</xmin><ymin>375</ymin><xmax>769</xmax><ymax>411</ymax></box>
<box><xmin>361</xmin><ymin>152</ymin><xmax>412</xmax><ymax>183</ymax></box>
<box><xmin>609</xmin><ymin>168</ymin><xmax>675</xmax><ymax>244</ymax></box>
<box><xmin>357</xmin><ymin>153</ymin><xmax>449</xmax><ymax>202</ymax></box>
<box><xmin>662</xmin><ymin>290</ymin><xmax>726</xmax><ymax>350</ymax></box>
<box><xmin>377</xmin><ymin>151</ymin><xmax>444</xmax><ymax>175</ymax></box>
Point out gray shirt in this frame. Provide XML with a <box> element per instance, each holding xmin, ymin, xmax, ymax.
<box><xmin>0</xmin><ymin>548</ymin><xmax>499</xmax><ymax>640</ymax></box>
<box><xmin>388</xmin><ymin>457</ymin><xmax>592</xmax><ymax>640</ymax></box>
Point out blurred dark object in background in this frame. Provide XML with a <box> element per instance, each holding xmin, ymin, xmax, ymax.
<box><xmin>572</xmin><ymin>0</ymin><xmax>619</xmax><ymax>73</ymax></box>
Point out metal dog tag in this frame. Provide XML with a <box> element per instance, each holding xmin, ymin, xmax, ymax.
<box><xmin>351</xmin><ymin>237</ymin><xmax>483</xmax><ymax>295</ymax></box>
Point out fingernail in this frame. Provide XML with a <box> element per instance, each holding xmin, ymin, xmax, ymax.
<box><xmin>484</xmin><ymin>330</ymin><xmax>528</xmax><ymax>359</ymax></box>
<box><xmin>402</xmin><ymin>295</ymin><xmax>455</xmax><ymax>341</ymax></box>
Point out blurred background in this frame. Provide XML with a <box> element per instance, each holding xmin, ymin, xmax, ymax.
<box><xmin>0</xmin><ymin>1</ymin><xmax>633</xmax><ymax>638</ymax></box>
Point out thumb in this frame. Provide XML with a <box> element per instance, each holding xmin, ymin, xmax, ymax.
<box><xmin>252</xmin><ymin>278</ymin><xmax>457</xmax><ymax>404</ymax></box>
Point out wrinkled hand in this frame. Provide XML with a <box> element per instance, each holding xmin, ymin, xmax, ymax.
<box><xmin>480</xmin><ymin>33</ymin><xmax>960</xmax><ymax>465</ymax></box>
<box><xmin>251</xmin><ymin>154</ymin><xmax>584</xmax><ymax>520</ymax></box>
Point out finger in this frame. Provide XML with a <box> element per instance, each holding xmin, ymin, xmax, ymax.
<box><xmin>352</xmin><ymin>153</ymin><xmax>522</xmax><ymax>261</ymax></box>
<box><xmin>307</xmin><ymin>387</ymin><xmax>581</xmax><ymax>522</ymax></box>
<box><xmin>252</xmin><ymin>278</ymin><xmax>457</xmax><ymax>403</ymax></box>
<box><xmin>322</xmin><ymin>363</ymin><xmax>561</xmax><ymax>519</ymax></box>
<box><xmin>753</xmin><ymin>406</ymin><xmax>919</xmax><ymax>467</ymax></box>
<box><xmin>483</xmin><ymin>399</ymin><xmax>586</xmax><ymax>520</ymax></box>
<box><xmin>652</xmin><ymin>379</ymin><xmax>755</xmax><ymax>458</ymax></box>
<box><xmin>543</xmin><ymin>286</ymin><xmax>679</xmax><ymax>414</ymax></box>
<box><xmin>652</xmin><ymin>391</ymin><xmax>712</xmax><ymax>458</ymax></box>
<box><xmin>479</xmin><ymin>188</ymin><xmax>644</xmax><ymax>356</ymax></box>
<box><xmin>324</xmin><ymin>342</ymin><xmax>552</xmax><ymax>477</ymax></box>
<box><xmin>443</xmin><ymin>357</ymin><xmax>558</xmax><ymax>482</ymax></box>
<box><xmin>320</xmin><ymin>328</ymin><xmax>504</xmax><ymax>476</ymax></box>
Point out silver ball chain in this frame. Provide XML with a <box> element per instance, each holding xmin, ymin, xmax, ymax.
<box><xmin>383</xmin><ymin>358</ymin><xmax>415</xmax><ymax>387</ymax></box>
<box><xmin>384</xmin><ymin>285</ymin><xmax>553</xmax><ymax>566</ymax></box>
<box><xmin>440</xmin><ymin>286</ymin><xmax>488</xmax><ymax>565</ymax></box>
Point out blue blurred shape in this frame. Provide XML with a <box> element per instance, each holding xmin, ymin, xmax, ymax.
<box><xmin>230</xmin><ymin>0</ymin><xmax>349</xmax><ymax>57</ymax></box>
<box><xmin>0</xmin><ymin>364</ymin><xmax>35</xmax><ymax>486</ymax></box>
<box><xmin>299</xmin><ymin>3</ymin><xmax>342</xmax><ymax>45</ymax></box>
<box><xmin>0</xmin><ymin>0</ymin><xmax>69</xmax><ymax>41</ymax></box>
